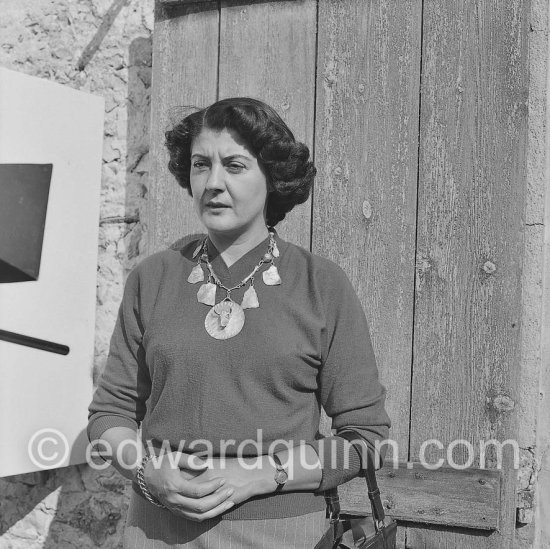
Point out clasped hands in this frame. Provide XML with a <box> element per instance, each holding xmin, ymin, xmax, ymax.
<box><xmin>140</xmin><ymin>451</ymin><xmax>277</xmax><ymax>522</ymax></box>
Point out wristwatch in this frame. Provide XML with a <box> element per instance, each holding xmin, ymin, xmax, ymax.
<box><xmin>272</xmin><ymin>454</ymin><xmax>288</xmax><ymax>492</ymax></box>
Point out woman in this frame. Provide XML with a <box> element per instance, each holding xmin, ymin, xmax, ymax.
<box><xmin>87</xmin><ymin>97</ymin><xmax>391</xmax><ymax>548</ymax></box>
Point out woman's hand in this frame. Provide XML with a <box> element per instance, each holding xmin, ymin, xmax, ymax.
<box><xmin>177</xmin><ymin>446</ymin><xmax>322</xmax><ymax>506</ymax></box>
<box><xmin>196</xmin><ymin>455</ymin><xmax>277</xmax><ymax>505</ymax></box>
<box><xmin>142</xmin><ymin>451</ymin><xmax>236</xmax><ymax>522</ymax></box>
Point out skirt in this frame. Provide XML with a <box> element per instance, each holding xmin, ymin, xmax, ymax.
<box><xmin>123</xmin><ymin>489</ymin><xmax>329</xmax><ymax>548</ymax></box>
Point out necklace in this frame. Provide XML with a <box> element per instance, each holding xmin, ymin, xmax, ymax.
<box><xmin>187</xmin><ymin>229</ymin><xmax>281</xmax><ymax>339</ymax></box>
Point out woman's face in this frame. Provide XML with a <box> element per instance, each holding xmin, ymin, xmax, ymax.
<box><xmin>189</xmin><ymin>127</ymin><xmax>269</xmax><ymax>238</ymax></box>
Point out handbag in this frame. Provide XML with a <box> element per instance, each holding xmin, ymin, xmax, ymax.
<box><xmin>314</xmin><ymin>434</ymin><xmax>397</xmax><ymax>549</ymax></box>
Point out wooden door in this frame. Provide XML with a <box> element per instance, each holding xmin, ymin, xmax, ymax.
<box><xmin>149</xmin><ymin>1</ymin><xmax>530</xmax><ymax>547</ymax></box>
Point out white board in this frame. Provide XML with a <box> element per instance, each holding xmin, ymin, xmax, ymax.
<box><xmin>0</xmin><ymin>68</ymin><xmax>104</xmax><ymax>477</ymax></box>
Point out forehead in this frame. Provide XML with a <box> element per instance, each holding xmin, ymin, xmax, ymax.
<box><xmin>191</xmin><ymin>127</ymin><xmax>253</xmax><ymax>156</ymax></box>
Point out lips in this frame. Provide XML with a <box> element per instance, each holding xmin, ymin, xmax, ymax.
<box><xmin>205</xmin><ymin>202</ymin><xmax>230</xmax><ymax>208</ymax></box>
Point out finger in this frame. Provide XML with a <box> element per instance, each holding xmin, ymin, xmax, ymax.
<box><xmin>147</xmin><ymin>478</ymin><xmax>226</xmax><ymax>509</ymax></box>
<box><xmin>173</xmin><ymin>477</ymin><xmax>228</xmax><ymax>499</ymax></box>
<box><xmin>176</xmin><ymin>451</ymin><xmax>210</xmax><ymax>471</ymax></box>
<box><xmin>178</xmin><ymin>462</ymin><xmax>222</xmax><ymax>482</ymax></box>
<box><xmin>169</xmin><ymin>486</ymin><xmax>235</xmax><ymax>513</ymax></box>
<box><xmin>172</xmin><ymin>498</ymin><xmax>235</xmax><ymax>522</ymax></box>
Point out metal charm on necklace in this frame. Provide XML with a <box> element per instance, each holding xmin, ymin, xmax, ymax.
<box><xmin>187</xmin><ymin>263</ymin><xmax>204</xmax><ymax>283</ymax></box>
<box><xmin>192</xmin><ymin>240</ymin><xmax>203</xmax><ymax>259</ymax></box>
<box><xmin>197</xmin><ymin>277</ymin><xmax>217</xmax><ymax>306</ymax></box>
<box><xmin>241</xmin><ymin>280</ymin><xmax>259</xmax><ymax>309</ymax></box>
<box><xmin>260</xmin><ymin>249</ymin><xmax>281</xmax><ymax>286</ymax></box>
<box><xmin>262</xmin><ymin>264</ymin><xmax>281</xmax><ymax>285</ymax></box>
<box><xmin>204</xmin><ymin>295</ymin><xmax>245</xmax><ymax>339</ymax></box>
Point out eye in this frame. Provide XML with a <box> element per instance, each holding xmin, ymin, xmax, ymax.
<box><xmin>192</xmin><ymin>160</ymin><xmax>208</xmax><ymax>169</ymax></box>
<box><xmin>226</xmin><ymin>162</ymin><xmax>245</xmax><ymax>173</ymax></box>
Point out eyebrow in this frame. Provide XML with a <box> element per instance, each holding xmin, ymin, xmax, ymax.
<box><xmin>191</xmin><ymin>153</ymin><xmax>252</xmax><ymax>162</ymax></box>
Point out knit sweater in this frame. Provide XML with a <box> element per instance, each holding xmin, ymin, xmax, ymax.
<box><xmin>87</xmin><ymin>230</ymin><xmax>391</xmax><ymax>520</ymax></box>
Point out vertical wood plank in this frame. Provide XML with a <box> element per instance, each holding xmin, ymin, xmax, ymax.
<box><xmin>148</xmin><ymin>1</ymin><xmax>219</xmax><ymax>253</ymax></box>
<box><xmin>410</xmin><ymin>1</ymin><xmax>529</xmax><ymax>547</ymax></box>
<box><xmin>314</xmin><ymin>0</ymin><xmax>422</xmax><ymax>481</ymax></box>
<box><xmin>218</xmin><ymin>0</ymin><xmax>317</xmax><ymax>249</ymax></box>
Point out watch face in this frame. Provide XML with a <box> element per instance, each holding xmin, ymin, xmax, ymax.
<box><xmin>274</xmin><ymin>469</ymin><xmax>288</xmax><ymax>484</ymax></box>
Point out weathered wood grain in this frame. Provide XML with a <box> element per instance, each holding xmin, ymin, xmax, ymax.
<box><xmin>410</xmin><ymin>0</ymin><xmax>530</xmax><ymax>547</ymax></box>
<box><xmin>218</xmin><ymin>0</ymin><xmax>317</xmax><ymax>249</ymax></box>
<box><xmin>339</xmin><ymin>463</ymin><xmax>501</xmax><ymax>530</ymax></box>
<box><xmin>148</xmin><ymin>1</ymin><xmax>219</xmax><ymax>253</ymax></box>
<box><xmin>160</xmin><ymin>0</ymin><xmax>300</xmax><ymax>4</ymax></box>
<box><xmin>314</xmin><ymin>0</ymin><xmax>422</xmax><ymax>470</ymax></box>
<box><xmin>149</xmin><ymin>1</ymin><xmax>531</xmax><ymax>546</ymax></box>
<box><xmin>160</xmin><ymin>0</ymin><xmax>212</xmax><ymax>4</ymax></box>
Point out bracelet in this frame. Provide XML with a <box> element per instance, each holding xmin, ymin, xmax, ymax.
<box><xmin>135</xmin><ymin>453</ymin><xmax>167</xmax><ymax>509</ymax></box>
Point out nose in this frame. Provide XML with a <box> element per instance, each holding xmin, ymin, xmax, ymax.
<box><xmin>204</xmin><ymin>162</ymin><xmax>226</xmax><ymax>191</ymax></box>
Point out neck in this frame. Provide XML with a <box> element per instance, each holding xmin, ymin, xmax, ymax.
<box><xmin>208</xmin><ymin>224</ymin><xmax>271</xmax><ymax>268</ymax></box>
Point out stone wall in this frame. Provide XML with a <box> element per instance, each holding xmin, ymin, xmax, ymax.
<box><xmin>0</xmin><ymin>0</ymin><xmax>153</xmax><ymax>546</ymax></box>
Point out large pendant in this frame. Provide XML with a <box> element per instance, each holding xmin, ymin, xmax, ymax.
<box><xmin>204</xmin><ymin>298</ymin><xmax>245</xmax><ymax>339</ymax></box>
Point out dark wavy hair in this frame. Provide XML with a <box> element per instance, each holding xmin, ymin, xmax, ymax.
<box><xmin>164</xmin><ymin>97</ymin><xmax>316</xmax><ymax>227</ymax></box>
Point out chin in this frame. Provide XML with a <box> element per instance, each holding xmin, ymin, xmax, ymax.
<box><xmin>202</xmin><ymin>217</ymin><xmax>240</xmax><ymax>234</ymax></box>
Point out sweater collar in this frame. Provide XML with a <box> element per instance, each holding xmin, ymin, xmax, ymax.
<box><xmin>206</xmin><ymin>228</ymin><xmax>286</xmax><ymax>284</ymax></box>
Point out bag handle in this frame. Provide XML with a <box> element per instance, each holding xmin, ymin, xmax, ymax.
<box><xmin>322</xmin><ymin>431</ymin><xmax>386</xmax><ymax>528</ymax></box>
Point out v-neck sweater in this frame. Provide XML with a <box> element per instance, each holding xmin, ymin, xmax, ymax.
<box><xmin>87</xmin><ymin>230</ymin><xmax>391</xmax><ymax>520</ymax></box>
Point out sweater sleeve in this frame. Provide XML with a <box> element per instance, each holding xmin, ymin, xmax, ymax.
<box><xmin>307</xmin><ymin>262</ymin><xmax>391</xmax><ymax>493</ymax></box>
<box><xmin>87</xmin><ymin>264</ymin><xmax>152</xmax><ymax>445</ymax></box>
